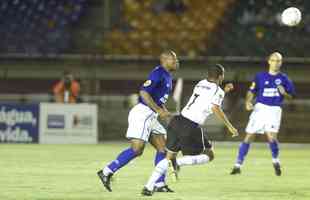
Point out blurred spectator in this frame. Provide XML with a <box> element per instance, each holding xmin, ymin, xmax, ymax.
<box><xmin>165</xmin><ymin>0</ymin><xmax>187</xmax><ymax>14</ymax></box>
<box><xmin>53</xmin><ymin>70</ymin><xmax>80</xmax><ymax>103</ymax></box>
<box><xmin>152</xmin><ymin>0</ymin><xmax>186</xmax><ymax>15</ymax></box>
<box><xmin>152</xmin><ymin>0</ymin><xmax>169</xmax><ymax>14</ymax></box>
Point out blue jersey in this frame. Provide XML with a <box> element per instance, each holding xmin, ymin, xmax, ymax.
<box><xmin>249</xmin><ymin>71</ymin><xmax>295</xmax><ymax>107</ymax></box>
<box><xmin>139</xmin><ymin>65</ymin><xmax>173</xmax><ymax>107</ymax></box>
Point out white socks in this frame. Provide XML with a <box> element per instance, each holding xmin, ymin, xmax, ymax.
<box><xmin>234</xmin><ymin>163</ymin><xmax>241</xmax><ymax>168</ymax></box>
<box><xmin>145</xmin><ymin>155</ymin><xmax>211</xmax><ymax>191</ymax></box>
<box><xmin>272</xmin><ymin>158</ymin><xmax>280</xmax><ymax>164</ymax></box>
<box><xmin>176</xmin><ymin>154</ymin><xmax>209</xmax><ymax>166</ymax></box>
<box><xmin>145</xmin><ymin>158</ymin><xmax>169</xmax><ymax>191</ymax></box>
<box><xmin>103</xmin><ymin>166</ymin><xmax>113</xmax><ymax>176</ymax></box>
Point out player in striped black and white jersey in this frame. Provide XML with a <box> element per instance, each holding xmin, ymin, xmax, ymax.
<box><xmin>230</xmin><ymin>52</ymin><xmax>295</xmax><ymax>176</ymax></box>
<box><xmin>142</xmin><ymin>64</ymin><xmax>239</xmax><ymax>196</ymax></box>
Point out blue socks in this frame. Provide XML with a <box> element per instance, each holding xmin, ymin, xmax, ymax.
<box><xmin>154</xmin><ymin>151</ymin><xmax>166</xmax><ymax>185</ymax></box>
<box><xmin>236</xmin><ymin>142</ymin><xmax>250</xmax><ymax>165</ymax></box>
<box><xmin>269</xmin><ymin>140</ymin><xmax>279</xmax><ymax>160</ymax></box>
<box><xmin>234</xmin><ymin>140</ymin><xmax>280</xmax><ymax>167</ymax></box>
<box><xmin>107</xmin><ymin>148</ymin><xmax>137</xmax><ymax>173</ymax></box>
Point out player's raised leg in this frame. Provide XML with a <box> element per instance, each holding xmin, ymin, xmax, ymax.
<box><xmin>176</xmin><ymin>148</ymin><xmax>214</xmax><ymax>167</ymax></box>
<box><xmin>266</xmin><ymin>132</ymin><xmax>281</xmax><ymax>176</ymax></box>
<box><xmin>231</xmin><ymin>133</ymin><xmax>255</xmax><ymax>174</ymax></box>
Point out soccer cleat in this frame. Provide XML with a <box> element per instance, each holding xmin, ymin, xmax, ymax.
<box><xmin>168</xmin><ymin>159</ymin><xmax>180</xmax><ymax>181</ymax></box>
<box><xmin>154</xmin><ymin>185</ymin><xmax>174</xmax><ymax>193</ymax></box>
<box><xmin>230</xmin><ymin>167</ymin><xmax>241</xmax><ymax>175</ymax></box>
<box><xmin>97</xmin><ymin>170</ymin><xmax>113</xmax><ymax>192</ymax></box>
<box><xmin>273</xmin><ymin>163</ymin><xmax>282</xmax><ymax>176</ymax></box>
<box><xmin>141</xmin><ymin>187</ymin><xmax>153</xmax><ymax>196</ymax></box>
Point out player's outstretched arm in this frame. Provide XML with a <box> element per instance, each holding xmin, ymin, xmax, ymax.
<box><xmin>211</xmin><ymin>104</ymin><xmax>239</xmax><ymax>137</ymax></box>
<box><xmin>139</xmin><ymin>90</ymin><xmax>171</xmax><ymax>121</ymax></box>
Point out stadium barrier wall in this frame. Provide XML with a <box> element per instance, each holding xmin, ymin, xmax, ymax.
<box><xmin>39</xmin><ymin>103</ymin><xmax>98</xmax><ymax>144</ymax></box>
<box><xmin>0</xmin><ymin>103</ymin><xmax>39</xmax><ymax>143</ymax></box>
<box><xmin>0</xmin><ymin>103</ymin><xmax>98</xmax><ymax>144</ymax></box>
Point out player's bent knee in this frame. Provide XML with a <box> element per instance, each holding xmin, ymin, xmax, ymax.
<box><xmin>130</xmin><ymin>140</ymin><xmax>145</xmax><ymax>156</ymax></box>
<box><xmin>136</xmin><ymin>150</ymin><xmax>144</xmax><ymax>156</ymax></box>
<box><xmin>131</xmin><ymin>147</ymin><xmax>144</xmax><ymax>156</ymax></box>
<box><xmin>244</xmin><ymin>133</ymin><xmax>255</xmax><ymax>143</ymax></box>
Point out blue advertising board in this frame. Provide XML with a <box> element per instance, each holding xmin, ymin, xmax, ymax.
<box><xmin>0</xmin><ymin>104</ymin><xmax>39</xmax><ymax>143</ymax></box>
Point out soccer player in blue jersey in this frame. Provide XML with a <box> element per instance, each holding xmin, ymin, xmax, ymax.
<box><xmin>97</xmin><ymin>50</ymin><xmax>179</xmax><ymax>192</ymax></box>
<box><xmin>230</xmin><ymin>52</ymin><xmax>295</xmax><ymax>176</ymax></box>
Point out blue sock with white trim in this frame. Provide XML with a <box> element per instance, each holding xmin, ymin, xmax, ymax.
<box><xmin>106</xmin><ymin>148</ymin><xmax>137</xmax><ymax>173</ymax></box>
<box><xmin>236</xmin><ymin>142</ymin><xmax>250</xmax><ymax>167</ymax></box>
<box><xmin>155</xmin><ymin>151</ymin><xmax>166</xmax><ymax>186</ymax></box>
<box><xmin>269</xmin><ymin>140</ymin><xmax>279</xmax><ymax>163</ymax></box>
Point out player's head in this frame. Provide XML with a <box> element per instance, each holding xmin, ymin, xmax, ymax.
<box><xmin>160</xmin><ymin>50</ymin><xmax>179</xmax><ymax>72</ymax></box>
<box><xmin>63</xmin><ymin>70</ymin><xmax>74</xmax><ymax>88</ymax></box>
<box><xmin>268</xmin><ymin>52</ymin><xmax>282</xmax><ymax>72</ymax></box>
<box><xmin>207</xmin><ymin>64</ymin><xmax>225</xmax><ymax>84</ymax></box>
<box><xmin>63</xmin><ymin>69</ymin><xmax>74</xmax><ymax>79</ymax></box>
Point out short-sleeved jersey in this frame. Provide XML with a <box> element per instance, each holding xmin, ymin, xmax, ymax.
<box><xmin>249</xmin><ymin>71</ymin><xmax>295</xmax><ymax>107</ymax></box>
<box><xmin>139</xmin><ymin>65</ymin><xmax>173</xmax><ymax>107</ymax></box>
<box><xmin>181</xmin><ymin>79</ymin><xmax>225</xmax><ymax>125</ymax></box>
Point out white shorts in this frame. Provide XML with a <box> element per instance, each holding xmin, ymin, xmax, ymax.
<box><xmin>245</xmin><ymin>103</ymin><xmax>282</xmax><ymax>134</ymax></box>
<box><xmin>126</xmin><ymin>103</ymin><xmax>167</xmax><ymax>142</ymax></box>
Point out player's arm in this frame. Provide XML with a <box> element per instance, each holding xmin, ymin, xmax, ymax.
<box><xmin>53</xmin><ymin>81</ymin><xmax>64</xmax><ymax>103</ymax></box>
<box><xmin>161</xmin><ymin>104</ymin><xmax>169</xmax><ymax>112</ymax></box>
<box><xmin>277</xmin><ymin>85</ymin><xmax>293</xmax><ymax>100</ymax></box>
<box><xmin>277</xmin><ymin>78</ymin><xmax>295</xmax><ymax>100</ymax></box>
<box><xmin>139</xmin><ymin>90</ymin><xmax>171</xmax><ymax>120</ymax></box>
<box><xmin>245</xmin><ymin>91</ymin><xmax>255</xmax><ymax>111</ymax></box>
<box><xmin>246</xmin><ymin>76</ymin><xmax>258</xmax><ymax>111</ymax></box>
<box><xmin>211</xmin><ymin>104</ymin><xmax>238</xmax><ymax>137</ymax></box>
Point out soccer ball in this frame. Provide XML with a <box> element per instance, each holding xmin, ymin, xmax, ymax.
<box><xmin>281</xmin><ymin>7</ymin><xmax>302</xmax><ymax>27</ymax></box>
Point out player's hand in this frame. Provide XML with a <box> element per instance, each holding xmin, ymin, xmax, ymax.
<box><xmin>228</xmin><ymin>126</ymin><xmax>239</xmax><ymax>137</ymax></box>
<box><xmin>277</xmin><ymin>85</ymin><xmax>286</xmax><ymax>95</ymax></box>
<box><xmin>224</xmin><ymin>83</ymin><xmax>234</xmax><ymax>93</ymax></box>
<box><xmin>245</xmin><ymin>102</ymin><xmax>254</xmax><ymax>111</ymax></box>
<box><xmin>158</xmin><ymin>109</ymin><xmax>172</xmax><ymax>122</ymax></box>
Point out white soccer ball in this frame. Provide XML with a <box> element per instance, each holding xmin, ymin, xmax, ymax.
<box><xmin>281</xmin><ymin>7</ymin><xmax>302</xmax><ymax>27</ymax></box>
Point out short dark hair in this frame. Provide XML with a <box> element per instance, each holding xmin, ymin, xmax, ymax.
<box><xmin>63</xmin><ymin>69</ymin><xmax>72</xmax><ymax>76</ymax></box>
<box><xmin>207</xmin><ymin>64</ymin><xmax>225</xmax><ymax>79</ymax></box>
<box><xmin>160</xmin><ymin>50</ymin><xmax>176</xmax><ymax>59</ymax></box>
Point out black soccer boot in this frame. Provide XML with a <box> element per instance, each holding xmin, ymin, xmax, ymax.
<box><xmin>154</xmin><ymin>185</ymin><xmax>175</xmax><ymax>193</ymax></box>
<box><xmin>141</xmin><ymin>187</ymin><xmax>153</xmax><ymax>196</ymax></box>
<box><xmin>230</xmin><ymin>166</ymin><xmax>241</xmax><ymax>175</ymax></box>
<box><xmin>97</xmin><ymin>170</ymin><xmax>113</xmax><ymax>192</ymax></box>
<box><xmin>273</xmin><ymin>162</ymin><xmax>282</xmax><ymax>176</ymax></box>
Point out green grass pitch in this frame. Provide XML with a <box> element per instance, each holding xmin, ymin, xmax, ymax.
<box><xmin>0</xmin><ymin>142</ymin><xmax>309</xmax><ymax>200</ymax></box>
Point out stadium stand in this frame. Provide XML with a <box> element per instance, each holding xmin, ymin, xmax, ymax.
<box><xmin>0</xmin><ymin>0</ymin><xmax>87</xmax><ymax>54</ymax></box>
<box><xmin>101</xmin><ymin>0</ymin><xmax>310</xmax><ymax>57</ymax></box>
<box><xmin>2</xmin><ymin>0</ymin><xmax>309</xmax><ymax>57</ymax></box>
<box><xmin>208</xmin><ymin>0</ymin><xmax>310</xmax><ymax>57</ymax></box>
<box><xmin>103</xmin><ymin>0</ymin><xmax>235</xmax><ymax>56</ymax></box>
